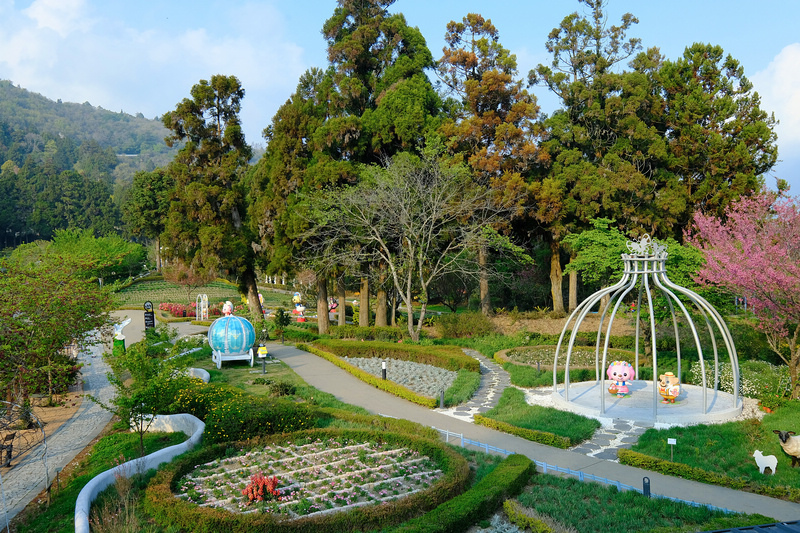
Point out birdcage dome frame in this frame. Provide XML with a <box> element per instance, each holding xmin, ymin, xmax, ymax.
<box><xmin>552</xmin><ymin>235</ymin><xmax>743</xmax><ymax>423</ymax></box>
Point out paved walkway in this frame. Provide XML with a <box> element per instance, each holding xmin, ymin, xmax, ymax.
<box><xmin>265</xmin><ymin>341</ymin><xmax>800</xmax><ymax>522</ymax></box>
<box><xmin>1</xmin><ymin>311</ymin><xmax>206</xmax><ymax>525</ymax></box>
<box><xmin>436</xmin><ymin>349</ymin><xmax>654</xmax><ymax>461</ymax></box>
<box><xmin>1</xmin><ymin>336</ymin><xmax>113</xmax><ymax>525</ymax></box>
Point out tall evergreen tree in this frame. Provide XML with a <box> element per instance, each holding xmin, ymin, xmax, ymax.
<box><xmin>250</xmin><ymin>1</ymin><xmax>441</xmax><ymax>332</ymax></box>
<box><xmin>161</xmin><ymin>75</ymin><xmax>263</xmax><ymax>317</ymax></box>
<box><xmin>437</xmin><ymin>13</ymin><xmax>541</xmax><ymax>315</ymax></box>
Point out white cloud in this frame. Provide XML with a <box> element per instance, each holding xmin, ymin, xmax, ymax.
<box><xmin>22</xmin><ymin>0</ymin><xmax>92</xmax><ymax>38</ymax></box>
<box><xmin>751</xmin><ymin>43</ymin><xmax>800</xmax><ymax>147</ymax></box>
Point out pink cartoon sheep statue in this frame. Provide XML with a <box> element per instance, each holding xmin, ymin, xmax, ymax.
<box><xmin>607</xmin><ymin>361</ymin><xmax>635</xmax><ymax>398</ymax></box>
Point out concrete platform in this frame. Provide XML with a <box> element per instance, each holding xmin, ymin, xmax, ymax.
<box><xmin>552</xmin><ymin>380</ymin><xmax>743</xmax><ymax>426</ymax></box>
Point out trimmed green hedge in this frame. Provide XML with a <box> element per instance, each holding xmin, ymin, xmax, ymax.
<box><xmin>473</xmin><ymin>415</ymin><xmax>571</xmax><ymax>449</ymax></box>
<box><xmin>144</xmin><ymin>428</ymin><xmax>470</xmax><ymax>533</ymax></box>
<box><xmin>618</xmin><ymin>449</ymin><xmax>800</xmax><ymax>502</ymax></box>
<box><xmin>314</xmin><ymin>406</ymin><xmax>441</xmax><ymax>440</ymax></box>
<box><xmin>311</xmin><ymin>339</ymin><xmax>480</xmax><ymax>373</ymax></box>
<box><xmin>503</xmin><ymin>500</ymin><xmax>553</xmax><ymax>533</ymax></box>
<box><xmin>387</xmin><ymin>454</ymin><xmax>535</xmax><ymax>533</ymax></box>
<box><xmin>299</xmin><ymin>343</ymin><xmax>438</xmax><ymax>408</ymax></box>
<box><xmin>329</xmin><ymin>325</ymin><xmax>406</xmax><ymax>342</ymax></box>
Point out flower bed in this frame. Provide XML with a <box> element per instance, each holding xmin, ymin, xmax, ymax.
<box><xmin>176</xmin><ymin>437</ymin><xmax>445</xmax><ymax>518</ymax></box>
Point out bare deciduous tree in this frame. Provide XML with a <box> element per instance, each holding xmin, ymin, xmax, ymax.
<box><xmin>304</xmin><ymin>149</ymin><xmax>522</xmax><ymax>341</ymax></box>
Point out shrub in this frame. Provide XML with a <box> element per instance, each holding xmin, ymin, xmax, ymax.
<box><xmin>689</xmin><ymin>359</ymin><xmax>791</xmax><ymax>400</ymax></box>
<box><xmin>203</xmin><ymin>396</ymin><xmax>318</xmax><ymax>444</ymax></box>
<box><xmin>329</xmin><ymin>325</ymin><xmax>406</xmax><ymax>341</ymax></box>
<box><xmin>435</xmin><ymin>311</ymin><xmax>495</xmax><ymax>338</ymax></box>
<box><xmin>167</xmin><ymin>382</ymin><xmax>244</xmax><ymax>420</ymax></box>
<box><xmin>269</xmin><ymin>381</ymin><xmax>296</xmax><ymax>397</ymax></box>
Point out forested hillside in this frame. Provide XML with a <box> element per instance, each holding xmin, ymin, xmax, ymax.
<box><xmin>0</xmin><ymin>80</ymin><xmax>177</xmax><ymax>179</ymax></box>
<box><xmin>0</xmin><ymin>81</ymin><xmax>181</xmax><ymax>248</ymax></box>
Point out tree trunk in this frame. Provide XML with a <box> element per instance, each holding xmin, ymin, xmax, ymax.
<box><xmin>317</xmin><ymin>275</ymin><xmax>330</xmax><ymax>335</ymax></box>
<box><xmin>155</xmin><ymin>236</ymin><xmax>162</xmax><ymax>271</ymax></box>
<box><xmin>479</xmin><ymin>245</ymin><xmax>490</xmax><ymax>316</ymax></box>
<box><xmin>375</xmin><ymin>263</ymin><xmax>387</xmax><ymax>327</ymax></box>
<box><xmin>337</xmin><ymin>275</ymin><xmax>346</xmax><ymax>326</ymax></box>
<box><xmin>359</xmin><ymin>265</ymin><xmax>370</xmax><ymax>327</ymax></box>
<box><xmin>242</xmin><ymin>267</ymin><xmax>264</xmax><ymax>320</ymax></box>
<box><xmin>550</xmin><ymin>241</ymin><xmax>565</xmax><ymax>314</ymax></box>
<box><xmin>568</xmin><ymin>250</ymin><xmax>578</xmax><ymax>312</ymax></box>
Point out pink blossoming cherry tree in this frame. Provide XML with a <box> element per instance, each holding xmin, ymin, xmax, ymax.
<box><xmin>688</xmin><ymin>191</ymin><xmax>800</xmax><ymax>399</ymax></box>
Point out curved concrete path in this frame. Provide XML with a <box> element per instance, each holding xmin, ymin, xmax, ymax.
<box><xmin>2</xmin><ymin>311</ymin><xmax>209</xmax><ymax>525</ymax></box>
<box><xmin>265</xmin><ymin>341</ymin><xmax>800</xmax><ymax>522</ymax></box>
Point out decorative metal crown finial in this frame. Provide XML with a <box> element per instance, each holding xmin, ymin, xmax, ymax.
<box><xmin>625</xmin><ymin>234</ymin><xmax>667</xmax><ymax>257</ymax></box>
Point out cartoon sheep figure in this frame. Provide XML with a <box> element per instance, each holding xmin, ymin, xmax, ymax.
<box><xmin>773</xmin><ymin>430</ymin><xmax>800</xmax><ymax>468</ymax></box>
<box><xmin>752</xmin><ymin>450</ymin><xmax>778</xmax><ymax>475</ymax></box>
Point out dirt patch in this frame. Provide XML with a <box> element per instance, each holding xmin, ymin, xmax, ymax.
<box><xmin>30</xmin><ymin>393</ymin><xmax>83</xmax><ymax>435</ymax></box>
<box><xmin>491</xmin><ymin>315</ymin><xmax>634</xmax><ymax>337</ymax></box>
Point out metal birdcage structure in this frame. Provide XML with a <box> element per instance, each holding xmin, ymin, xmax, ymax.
<box><xmin>552</xmin><ymin>235</ymin><xmax>742</xmax><ymax>423</ymax></box>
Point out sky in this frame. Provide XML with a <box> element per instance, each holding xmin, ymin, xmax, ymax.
<box><xmin>0</xmin><ymin>0</ymin><xmax>798</xmax><ymax>191</ymax></box>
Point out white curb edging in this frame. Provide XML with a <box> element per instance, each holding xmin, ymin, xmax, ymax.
<box><xmin>74</xmin><ymin>414</ymin><xmax>204</xmax><ymax>533</ymax></box>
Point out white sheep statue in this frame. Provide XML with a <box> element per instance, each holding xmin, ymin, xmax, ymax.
<box><xmin>752</xmin><ymin>450</ymin><xmax>778</xmax><ymax>475</ymax></box>
<box><xmin>773</xmin><ymin>430</ymin><xmax>800</xmax><ymax>468</ymax></box>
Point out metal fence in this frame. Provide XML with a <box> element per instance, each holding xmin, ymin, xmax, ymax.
<box><xmin>430</xmin><ymin>426</ymin><xmax>735</xmax><ymax>515</ymax></box>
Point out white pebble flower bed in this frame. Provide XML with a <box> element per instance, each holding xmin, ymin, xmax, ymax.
<box><xmin>175</xmin><ymin>437</ymin><xmax>445</xmax><ymax>518</ymax></box>
<box><xmin>343</xmin><ymin>357</ymin><xmax>458</xmax><ymax>397</ymax></box>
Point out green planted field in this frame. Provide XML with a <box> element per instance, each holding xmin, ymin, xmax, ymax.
<box><xmin>115</xmin><ymin>279</ymin><xmax>293</xmax><ymax>309</ymax></box>
<box><xmin>115</xmin><ymin>279</ymin><xmax>241</xmax><ymax>306</ymax></box>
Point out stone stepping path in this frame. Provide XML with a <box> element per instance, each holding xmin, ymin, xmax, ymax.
<box><xmin>569</xmin><ymin>419</ymin><xmax>653</xmax><ymax>461</ymax></box>
<box><xmin>436</xmin><ymin>350</ymin><xmax>650</xmax><ymax>460</ymax></box>
<box><xmin>435</xmin><ymin>349</ymin><xmax>511</xmax><ymax>422</ymax></box>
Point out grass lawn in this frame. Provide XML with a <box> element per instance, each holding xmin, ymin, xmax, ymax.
<box><xmin>482</xmin><ymin>387</ymin><xmax>600</xmax><ymax>444</ymax></box>
<box><xmin>632</xmin><ymin>401</ymin><xmax>800</xmax><ymax>494</ymax></box>
<box><xmin>515</xmin><ymin>474</ymin><xmax>772</xmax><ymax>533</ymax></box>
<box><xmin>115</xmin><ymin>279</ymin><xmax>293</xmax><ymax>309</ymax></box>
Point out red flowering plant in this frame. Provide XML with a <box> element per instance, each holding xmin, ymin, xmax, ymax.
<box><xmin>241</xmin><ymin>473</ymin><xmax>281</xmax><ymax>504</ymax></box>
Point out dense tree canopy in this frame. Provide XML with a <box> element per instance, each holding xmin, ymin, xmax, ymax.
<box><xmin>0</xmin><ymin>251</ymin><xmax>114</xmax><ymax>400</ymax></box>
<box><xmin>303</xmin><ymin>147</ymin><xmax>520</xmax><ymax>341</ymax></box>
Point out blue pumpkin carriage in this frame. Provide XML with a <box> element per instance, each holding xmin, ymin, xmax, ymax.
<box><xmin>207</xmin><ymin>307</ymin><xmax>256</xmax><ymax>369</ymax></box>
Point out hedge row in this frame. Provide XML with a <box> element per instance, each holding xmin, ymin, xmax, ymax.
<box><xmin>144</xmin><ymin>428</ymin><xmax>470</xmax><ymax>533</ymax></box>
<box><xmin>315</xmin><ymin>406</ymin><xmax>440</xmax><ymax>440</ymax></box>
<box><xmin>618</xmin><ymin>449</ymin><xmax>800</xmax><ymax>502</ymax></box>
<box><xmin>523</xmin><ymin>331</ymin><xmax>677</xmax><ymax>351</ymax></box>
<box><xmin>298</xmin><ymin>343</ymin><xmax>438</xmax><ymax>408</ymax></box>
<box><xmin>329</xmin><ymin>325</ymin><xmax>406</xmax><ymax>342</ymax></box>
<box><xmin>618</xmin><ymin>449</ymin><xmax>746</xmax><ymax>489</ymax></box>
<box><xmin>312</xmin><ymin>339</ymin><xmax>480</xmax><ymax>373</ymax></box>
<box><xmin>503</xmin><ymin>499</ymin><xmax>553</xmax><ymax>533</ymax></box>
<box><xmin>473</xmin><ymin>415</ymin><xmax>571</xmax><ymax>449</ymax></box>
<box><xmin>387</xmin><ymin>454</ymin><xmax>535</xmax><ymax>533</ymax></box>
